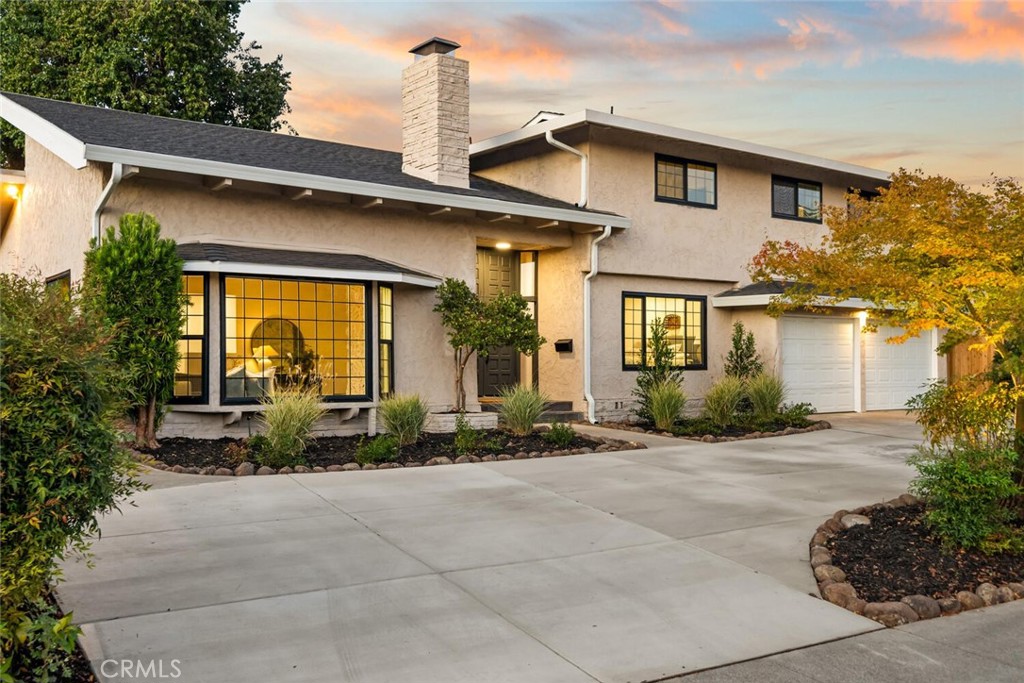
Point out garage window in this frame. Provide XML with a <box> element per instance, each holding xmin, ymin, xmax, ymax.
<box><xmin>623</xmin><ymin>292</ymin><xmax>706</xmax><ymax>370</ymax></box>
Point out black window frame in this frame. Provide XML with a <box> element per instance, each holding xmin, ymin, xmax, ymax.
<box><xmin>654</xmin><ymin>154</ymin><xmax>718</xmax><ymax>209</ymax></box>
<box><xmin>378</xmin><ymin>283</ymin><xmax>394</xmax><ymax>400</ymax></box>
<box><xmin>170</xmin><ymin>273</ymin><xmax>209</xmax><ymax>405</ymax></box>
<box><xmin>219</xmin><ymin>274</ymin><xmax>373</xmax><ymax>406</ymax></box>
<box><xmin>44</xmin><ymin>270</ymin><xmax>71</xmax><ymax>299</ymax></box>
<box><xmin>621</xmin><ymin>291</ymin><xmax>708</xmax><ymax>371</ymax></box>
<box><xmin>771</xmin><ymin>175</ymin><xmax>823</xmax><ymax>223</ymax></box>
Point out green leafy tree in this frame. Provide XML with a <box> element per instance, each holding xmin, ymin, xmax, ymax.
<box><xmin>0</xmin><ymin>0</ymin><xmax>292</xmax><ymax>167</ymax></box>
<box><xmin>85</xmin><ymin>213</ymin><xmax>185</xmax><ymax>448</ymax></box>
<box><xmin>752</xmin><ymin>170</ymin><xmax>1024</xmax><ymax>481</ymax></box>
<box><xmin>724</xmin><ymin>322</ymin><xmax>764</xmax><ymax>379</ymax></box>
<box><xmin>632</xmin><ymin>317</ymin><xmax>685</xmax><ymax>423</ymax></box>
<box><xmin>1</xmin><ymin>273</ymin><xmax>144</xmax><ymax>678</ymax></box>
<box><xmin>433</xmin><ymin>278</ymin><xmax>545</xmax><ymax>412</ymax></box>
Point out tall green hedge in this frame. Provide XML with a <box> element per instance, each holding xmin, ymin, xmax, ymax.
<box><xmin>85</xmin><ymin>212</ymin><xmax>185</xmax><ymax>447</ymax></box>
<box><xmin>0</xmin><ymin>273</ymin><xmax>143</xmax><ymax>676</ymax></box>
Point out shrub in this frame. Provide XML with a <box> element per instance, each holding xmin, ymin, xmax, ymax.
<box><xmin>499</xmin><ymin>385</ymin><xmax>549</xmax><ymax>436</ymax></box>
<box><xmin>632</xmin><ymin>317</ymin><xmax>685</xmax><ymax>423</ymax></box>
<box><xmin>0</xmin><ymin>274</ymin><xmax>144</xmax><ymax>676</ymax></box>
<box><xmin>84</xmin><ymin>213</ymin><xmax>185</xmax><ymax>448</ymax></box>
<box><xmin>724</xmin><ymin>322</ymin><xmax>764</xmax><ymax>380</ymax></box>
<box><xmin>453</xmin><ymin>412</ymin><xmax>481</xmax><ymax>456</ymax></box>
<box><xmin>702</xmin><ymin>376</ymin><xmax>745</xmax><ymax>428</ymax></box>
<box><xmin>746</xmin><ymin>372</ymin><xmax>787</xmax><ymax>421</ymax></box>
<box><xmin>543</xmin><ymin>422</ymin><xmax>577</xmax><ymax>448</ymax></box>
<box><xmin>256</xmin><ymin>389</ymin><xmax>326</xmax><ymax>468</ymax></box>
<box><xmin>648</xmin><ymin>380</ymin><xmax>687</xmax><ymax>431</ymax></box>
<box><xmin>355</xmin><ymin>435</ymin><xmax>399</xmax><ymax>465</ymax></box>
<box><xmin>909</xmin><ymin>446</ymin><xmax>1023</xmax><ymax>552</ymax></box>
<box><xmin>378</xmin><ymin>394</ymin><xmax>429</xmax><ymax>447</ymax></box>
<box><xmin>907</xmin><ymin>379</ymin><xmax>1018</xmax><ymax>451</ymax></box>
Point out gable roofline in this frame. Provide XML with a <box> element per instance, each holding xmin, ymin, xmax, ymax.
<box><xmin>471</xmin><ymin>109</ymin><xmax>890</xmax><ymax>184</ymax></box>
<box><xmin>0</xmin><ymin>93</ymin><xmax>630</xmax><ymax>229</ymax></box>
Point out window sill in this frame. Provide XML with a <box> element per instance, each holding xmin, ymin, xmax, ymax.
<box><xmin>771</xmin><ymin>213</ymin><xmax>822</xmax><ymax>224</ymax></box>
<box><xmin>655</xmin><ymin>196</ymin><xmax>717</xmax><ymax>210</ymax></box>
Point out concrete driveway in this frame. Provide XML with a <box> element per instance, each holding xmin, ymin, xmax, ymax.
<box><xmin>62</xmin><ymin>412</ymin><xmax>943</xmax><ymax>682</ymax></box>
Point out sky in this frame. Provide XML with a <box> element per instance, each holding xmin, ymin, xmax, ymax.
<box><xmin>237</xmin><ymin>0</ymin><xmax>1024</xmax><ymax>187</ymax></box>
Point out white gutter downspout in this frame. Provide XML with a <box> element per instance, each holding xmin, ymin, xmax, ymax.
<box><xmin>544</xmin><ymin>130</ymin><xmax>587</xmax><ymax>207</ymax></box>
<box><xmin>92</xmin><ymin>162</ymin><xmax>125</xmax><ymax>244</ymax></box>
<box><xmin>583</xmin><ymin>225</ymin><xmax>612</xmax><ymax>423</ymax></box>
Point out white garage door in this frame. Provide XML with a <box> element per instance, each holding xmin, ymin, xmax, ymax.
<box><xmin>864</xmin><ymin>326</ymin><xmax>934</xmax><ymax>410</ymax></box>
<box><xmin>781</xmin><ymin>317</ymin><xmax>855</xmax><ymax>413</ymax></box>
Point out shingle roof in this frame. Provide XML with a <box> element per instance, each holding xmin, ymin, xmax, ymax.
<box><xmin>177</xmin><ymin>242</ymin><xmax>438</xmax><ymax>281</ymax></box>
<box><xmin>3</xmin><ymin>92</ymin><xmax>616</xmax><ymax>215</ymax></box>
<box><xmin>716</xmin><ymin>281</ymin><xmax>801</xmax><ymax>297</ymax></box>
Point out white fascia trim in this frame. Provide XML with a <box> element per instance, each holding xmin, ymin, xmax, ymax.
<box><xmin>471</xmin><ymin>109</ymin><xmax>890</xmax><ymax>183</ymax></box>
<box><xmin>0</xmin><ymin>95</ymin><xmax>88</xmax><ymax>169</ymax></box>
<box><xmin>83</xmin><ymin>144</ymin><xmax>631</xmax><ymax>229</ymax></box>
<box><xmin>183</xmin><ymin>260</ymin><xmax>441</xmax><ymax>288</ymax></box>
<box><xmin>712</xmin><ymin>294</ymin><xmax>876</xmax><ymax>309</ymax></box>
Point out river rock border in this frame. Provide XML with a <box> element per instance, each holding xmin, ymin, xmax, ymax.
<box><xmin>605</xmin><ymin>420</ymin><xmax>831</xmax><ymax>443</ymax></box>
<box><xmin>810</xmin><ymin>494</ymin><xmax>1024</xmax><ymax>627</ymax></box>
<box><xmin>134</xmin><ymin>435</ymin><xmax>648</xmax><ymax>477</ymax></box>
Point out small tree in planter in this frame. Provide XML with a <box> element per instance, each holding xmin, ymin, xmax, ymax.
<box><xmin>632</xmin><ymin>317</ymin><xmax>685</xmax><ymax>424</ymax></box>
<box><xmin>433</xmin><ymin>278</ymin><xmax>545</xmax><ymax>412</ymax></box>
<box><xmin>724</xmin><ymin>322</ymin><xmax>764</xmax><ymax>380</ymax></box>
<box><xmin>85</xmin><ymin>213</ymin><xmax>185</xmax><ymax>448</ymax></box>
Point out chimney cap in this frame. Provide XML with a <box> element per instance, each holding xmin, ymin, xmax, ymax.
<box><xmin>409</xmin><ymin>37</ymin><xmax>461</xmax><ymax>56</ymax></box>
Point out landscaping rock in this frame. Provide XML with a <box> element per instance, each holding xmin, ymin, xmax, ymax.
<box><xmin>454</xmin><ymin>455</ymin><xmax>473</xmax><ymax>464</ymax></box>
<box><xmin>377</xmin><ymin>463</ymin><xmax>401</xmax><ymax>469</ymax></box>
<box><xmin>863</xmin><ymin>601</ymin><xmax>919</xmax><ymax>627</ymax></box>
<box><xmin>528</xmin><ymin>451</ymin><xmax>541</xmax><ymax>458</ymax></box>
<box><xmin>201</xmin><ymin>466</ymin><xmax>217</xmax><ymax>475</ymax></box>
<box><xmin>1008</xmin><ymin>582</ymin><xmax>1024</xmax><ymax>599</ymax></box>
<box><xmin>782</xmin><ymin>427</ymin><xmax>799</xmax><ymax>435</ymax></box>
<box><xmin>995</xmin><ymin>586</ymin><xmax>1015</xmax><ymax>604</ymax></box>
<box><xmin>578</xmin><ymin>447</ymin><xmax>593</xmax><ymax>454</ymax></box>
<box><xmin>937</xmin><ymin>597</ymin><xmax>962</xmax><ymax>616</ymax></box>
<box><xmin>468</xmin><ymin>455</ymin><xmax>482</xmax><ymax>463</ymax></box>
<box><xmin>293</xmin><ymin>465</ymin><xmax>312</xmax><ymax>474</ymax></box>
<box><xmin>701</xmin><ymin>435</ymin><xmax>716</xmax><ymax>443</ymax></box>
<box><xmin>840</xmin><ymin>514</ymin><xmax>871</xmax><ymax>529</ymax></box>
<box><xmin>312</xmin><ymin>466</ymin><xmax>326</xmax><ymax>473</ymax></box>
<box><xmin>898</xmin><ymin>493</ymin><xmax>920</xmax><ymax>506</ymax></box>
<box><xmin>480</xmin><ymin>455</ymin><xmax>496</xmax><ymax>462</ymax></box>
<box><xmin>171</xmin><ymin>465</ymin><xmax>185</xmax><ymax>473</ymax></box>
<box><xmin>541</xmin><ymin>451</ymin><xmax>556</xmax><ymax>458</ymax></box>
<box><xmin>425</xmin><ymin>456</ymin><xmax>453</xmax><ymax>466</ymax></box>
<box><xmin>214</xmin><ymin>468</ymin><xmax>234</xmax><ymax>477</ymax></box>
<box><xmin>234</xmin><ymin>462</ymin><xmax>255</xmax><ymax>476</ymax></box>
<box><xmin>822</xmin><ymin>582</ymin><xmax>858</xmax><ymax>609</ymax></box>
<box><xmin>513</xmin><ymin>452</ymin><xmax>528</xmax><ymax>460</ymax></box>
<box><xmin>256</xmin><ymin>466</ymin><xmax>276</xmax><ymax>475</ymax></box>
<box><xmin>822</xmin><ymin>518</ymin><xmax>843</xmax><ymax>534</ymax></box>
<box><xmin>595</xmin><ymin>444</ymin><xmax>611</xmax><ymax>453</ymax></box>
<box><xmin>278</xmin><ymin>466</ymin><xmax>293</xmax><ymax>475</ymax></box>
<box><xmin>976</xmin><ymin>582</ymin><xmax>999</xmax><ymax>606</ymax></box>
<box><xmin>810</xmin><ymin>531</ymin><xmax>830</xmax><ymax>547</ymax></box>
<box><xmin>404</xmin><ymin>461</ymin><xmax>422</xmax><ymax>467</ymax></box>
<box><xmin>340</xmin><ymin>463</ymin><xmax>360</xmax><ymax>471</ymax></box>
<box><xmin>362</xmin><ymin>463</ymin><xmax>377</xmax><ymax>471</ymax></box>
<box><xmin>810</xmin><ymin>546</ymin><xmax>832</xmax><ymax>568</ymax></box>
<box><xmin>847</xmin><ymin>598</ymin><xmax>867</xmax><ymax>615</ymax></box>
<box><xmin>814</xmin><ymin>564</ymin><xmax>847</xmax><ymax>584</ymax></box>
<box><xmin>497</xmin><ymin>454</ymin><xmax>514</xmax><ymax>461</ymax></box>
<box><xmin>901</xmin><ymin>594</ymin><xmax>940</xmax><ymax>620</ymax></box>
<box><xmin>956</xmin><ymin>591</ymin><xmax>985</xmax><ymax>610</ymax></box>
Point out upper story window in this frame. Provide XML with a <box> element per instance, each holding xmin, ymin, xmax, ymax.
<box><xmin>655</xmin><ymin>154</ymin><xmax>717</xmax><ymax>208</ymax></box>
<box><xmin>772</xmin><ymin>175</ymin><xmax>821</xmax><ymax>222</ymax></box>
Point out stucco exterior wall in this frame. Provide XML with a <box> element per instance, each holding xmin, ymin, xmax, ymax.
<box><xmin>535</xmin><ymin>240</ymin><xmax>588</xmax><ymax>410</ymax></box>
<box><xmin>0</xmin><ymin>138</ymin><xmax>104</xmax><ymax>280</ymax></box>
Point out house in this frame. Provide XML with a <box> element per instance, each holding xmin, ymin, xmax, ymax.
<box><xmin>0</xmin><ymin>37</ymin><xmax>941</xmax><ymax>438</ymax></box>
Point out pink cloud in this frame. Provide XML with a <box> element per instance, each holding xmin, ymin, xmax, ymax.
<box><xmin>640</xmin><ymin>1</ymin><xmax>692</xmax><ymax>36</ymax></box>
<box><xmin>897</xmin><ymin>0</ymin><xmax>1024</xmax><ymax>62</ymax></box>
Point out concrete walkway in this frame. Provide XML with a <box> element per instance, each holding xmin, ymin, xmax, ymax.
<box><xmin>58</xmin><ymin>412</ymin><xmax>1017</xmax><ymax>682</ymax></box>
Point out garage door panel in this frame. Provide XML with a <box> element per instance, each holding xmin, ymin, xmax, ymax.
<box><xmin>782</xmin><ymin>318</ymin><xmax>855</xmax><ymax>414</ymax></box>
<box><xmin>864</xmin><ymin>326</ymin><xmax>933</xmax><ymax>410</ymax></box>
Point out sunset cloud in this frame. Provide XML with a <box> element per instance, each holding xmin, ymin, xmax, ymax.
<box><xmin>896</xmin><ymin>0</ymin><xmax>1024</xmax><ymax>62</ymax></box>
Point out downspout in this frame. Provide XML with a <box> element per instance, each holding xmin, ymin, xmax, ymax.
<box><xmin>92</xmin><ymin>162</ymin><xmax>125</xmax><ymax>245</ymax></box>
<box><xmin>544</xmin><ymin>130</ymin><xmax>587</xmax><ymax>207</ymax></box>
<box><xmin>583</xmin><ymin>225</ymin><xmax>613</xmax><ymax>423</ymax></box>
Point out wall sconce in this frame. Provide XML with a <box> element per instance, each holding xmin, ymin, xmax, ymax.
<box><xmin>4</xmin><ymin>184</ymin><xmax>21</xmax><ymax>200</ymax></box>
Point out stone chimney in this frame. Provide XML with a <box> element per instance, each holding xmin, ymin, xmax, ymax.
<box><xmin>402</xmin><ymin>37</ymin><xmax>469</xmax><ymax>188</ymax></box>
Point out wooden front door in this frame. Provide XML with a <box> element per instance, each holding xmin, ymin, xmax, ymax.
<box><xmin>476</xmin><ymin>249</ymin><xmax>520</xmax><ymax>396</ymax></box>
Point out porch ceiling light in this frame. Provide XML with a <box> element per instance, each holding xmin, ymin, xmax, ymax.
<box><xmin>4</xmin><ymin>184</ymin><xmax>20</xmax><ymax>200</ymax></box>
<box><xmin>495</xmin><ymin>241</ymin><xmax>511</xmax><ymax>250</ymax></box>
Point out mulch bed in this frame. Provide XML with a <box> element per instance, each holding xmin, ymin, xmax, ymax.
<box><xmin>141</xmin><ymin>429</ymin><xmax>630</xmax><ymax>471</ymax></box>
<box><xmin>599</xmin><ymin>417</ymin><xmax>826</xmax><ymax>442</ymax></box>
<box><xmin>826</xmin><ymin>503</ymin><xmax>1024</xmax><ymax>603</ymax></box>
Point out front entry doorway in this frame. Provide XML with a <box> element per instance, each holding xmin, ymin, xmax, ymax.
<box><xmin>476</xmin><ymin>248</ymin><xmax>520</xmax><ymax>396</ymax></box>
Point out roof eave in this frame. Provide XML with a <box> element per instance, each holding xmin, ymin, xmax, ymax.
<box><xmin>712</xmin><ymin>294</ymin><xmax>876</xmax><ymax>309</ymax></box>
<box><xmin>182</xmin><ymin>259</ymin><xmax>442</xmax><ymax>288</ymax></box>
<box><xmin>80</xmin><ymin>144</ymin><xmax>630</xmax><ymax>229</ymax></box>
<box><xmin>0</xmin><ymin>94</ymin><xmax>88</xmax><ymax>169</ymax></box>
<box><xmin>471</xmin><ymin>109</ymin><xmax>890</xmax><ymax>184</ymax></box>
